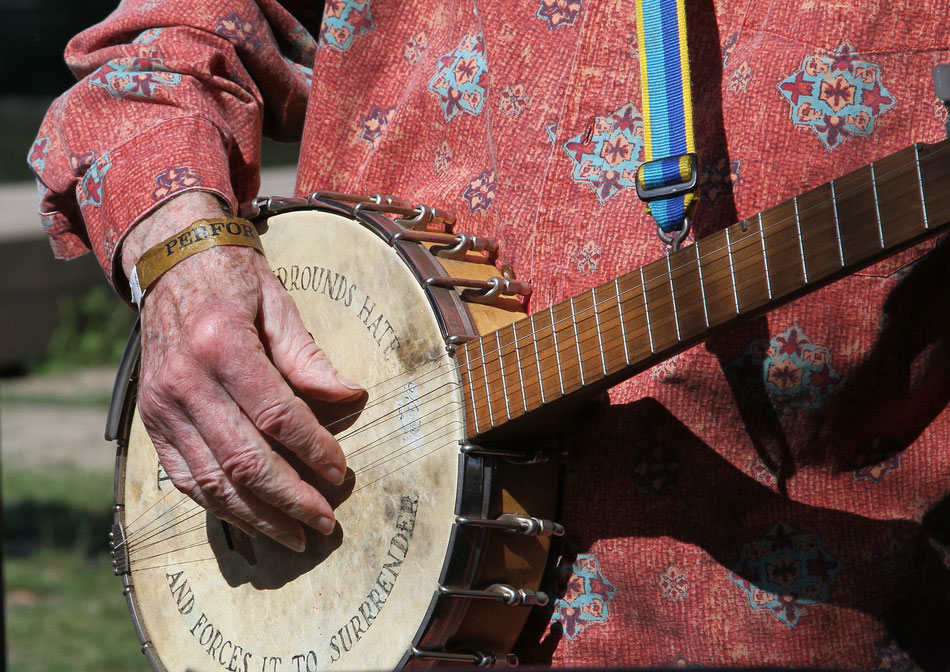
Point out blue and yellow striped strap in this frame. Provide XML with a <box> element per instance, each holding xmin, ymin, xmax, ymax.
<box><xmin>635</xmin><ymin>0</ymin><xmax>697</xmax><ymax>237</ymax></box>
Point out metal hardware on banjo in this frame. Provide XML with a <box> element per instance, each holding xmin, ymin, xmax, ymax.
<box><xmin>108</xmin><ymin>139</ymin><xmax>950</xmax><ymax>671</ymax></box>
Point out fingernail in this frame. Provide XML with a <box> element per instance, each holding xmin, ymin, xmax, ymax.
<box><xmin>314</xmin><ymin>515</ymin><xmax>336</xmax><ymax>536</ymax></box>
<box><xmin>276</xmin><ymin>532</ymin><xmax>306</xmax><ymax>553</ymax></box>
<box><xmin>325</xmin><ymin>465</ymin><xmax>346</xmax><ymax>485</ymax></box>
<box><xmin>335</xmin><ymin>371</ymin><xmax>363</xmax><ymax>390</ymax></box>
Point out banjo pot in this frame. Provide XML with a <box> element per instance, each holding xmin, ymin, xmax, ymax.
<box><xmin>107</xmin><ymin>194</ymin><xmax>563</xmax><ymax>672</ymax></box>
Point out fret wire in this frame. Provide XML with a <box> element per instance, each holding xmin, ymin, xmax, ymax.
<box><xmin>512</xmin><ymin>321</ymin><xmax>528</xmax><ymax>414</ymax></box>
<box><xmin>665</xmin><ymin>253</ymin><xmax>681</xmax><ymax>341</ymax></box>
<box><xmin>570</xmin><ymin>297</ymin><xmax>586</xmax><ymax>385</ymax></box>
<box><xmin>495</xmin><ymin>330</ymin><xmax>511</xmax><ymax>421</ymax></box>
<box><xmin>792</xmin><ymin>195</ymin><xmax>809</xmax><ymax>284</ymax></box>
<box><xmin>479</xmin><ymin>338</ymin><xmax>495</xmax><ymax>428</ymax></box>
<box><xmin>694</xmin><ymin>239</ymin><xmax>711</xmax><ymax>328</ymax></box>
<box><xmin>915</xmin><ymin>144</ymin><xmax>930</xmax><ymax>229</ymax></box>
<box><xmin>869</xmin><ymin>161</ymin><xmax>885</xmax><ymax>248</ymax></box>
<box><xmin>829</xmin><ymin>178</ymin><xmax>845</xmax><ymax>266</ymax></box>
<box><xmin>615</xmin><ymin>278</ymin><xmax>631</xmax><ymax>365</ymax></box>
<box><xmin>640</xmin><ymin>266</ymin><xmax>656</xmax><ymax>353</ymax></box>
<box><xmin>758</xmin><ymin>212</ymin><xmax>773</xmax><ymax>300</ymax></box>
<box><xmin>464</xmin><ymin>344</ymin><xmax>480</xmax><ymax>435</ymax></box>
<box><xmin>530</xmin><ymin>313</ymin><xmax>546</xmax><ymax>405</ymax></box>
<box><xmin>725</xmin><ymin>226</ymin><xmax>740</xmax><ymax>314</ymax></box>
<box><xmin>592</xmin><ymin>289</ymin><xmax>607</xmax><ymax>376</ymax></box>
<box><xmin>550</xmin><ymin>305</ymin><xmax>565</xmax><ymax>396</ymax></box>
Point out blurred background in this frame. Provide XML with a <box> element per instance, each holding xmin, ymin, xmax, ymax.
<box><xmin>1</xmin><ymin>2</ymin><xmax>298</xmax><ymax>669</ymax></box>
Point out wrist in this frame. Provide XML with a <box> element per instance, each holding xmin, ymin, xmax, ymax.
<box><xmin>120</xmin><ymin>191</ymin><xmax>231</xmax><ymax>279</ymax></box>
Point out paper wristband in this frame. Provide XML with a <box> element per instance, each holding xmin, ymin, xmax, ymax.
<box><xmin>129</xmin><ymin>217</ymin><xmax>264</xmax><ymax>309</ymax></box>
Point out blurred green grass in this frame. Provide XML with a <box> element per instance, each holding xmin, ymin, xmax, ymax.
<box><xmin>4</xmin><ymin>467</ymin><xmax>146</xmax><ymax>671</ymax></box>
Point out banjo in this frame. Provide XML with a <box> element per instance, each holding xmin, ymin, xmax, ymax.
<box><xmin>107</xmin><ymin>139</ymin><xmax>949</xmax><ymax>671</ymax></box>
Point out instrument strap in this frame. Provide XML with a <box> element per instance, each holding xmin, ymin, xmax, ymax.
<box><xmin>634</xmin><ymin>0</ymin><xmax>698</xmax><ymax>248</ymax></box>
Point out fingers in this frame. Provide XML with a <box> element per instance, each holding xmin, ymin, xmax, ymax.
<box><xmin>258</xmin><ymin>277</ymin><xmax>364</xmax><ymax>402</ymax></box>
<box><xmin>183</xmin><ymin>310</ymin><xmax>350</xmax><ymax>486</ymax></box>
<box><xmin>138</xmin><ymin>358</ymin><xmax>337</xmax><ymax>550</ymax></box>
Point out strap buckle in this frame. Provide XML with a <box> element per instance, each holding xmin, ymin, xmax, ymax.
<box><xmin>635</xmin><ymin>153</ymin><xmax>699</xmax><ymax>202</ymax></box>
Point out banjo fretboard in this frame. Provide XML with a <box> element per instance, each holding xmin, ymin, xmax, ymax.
<box><xmin>456</xmin><ymin>140</ymin><xmax>950</xmax><ymax>435</ymax></box>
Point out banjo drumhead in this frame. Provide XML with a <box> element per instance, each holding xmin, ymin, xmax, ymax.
<box><xmin>118</xmin><ymin>209</ymin><xmax>465</xmax><ymax>671</ymax></box>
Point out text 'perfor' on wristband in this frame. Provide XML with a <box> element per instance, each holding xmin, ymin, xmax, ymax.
<box><xmin>129</xmin><ymin>217</ymin><xmax>264</xmax><ymax>309</ymax></box>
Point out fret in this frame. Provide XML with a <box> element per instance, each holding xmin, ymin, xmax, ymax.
<box><xmin>761</xmin><ymin>199</ymin><xmax>806</xmax><ymax>298</ymax></box>
<box><xmin>530</xmin><ymin>311</ymin><xmax>557</xmax><ymax>404</ymax></box>
<box><xmin>665</xmin><ymin>254</ymin><xmax>682</xmax><ymax>340</ymax></box>
<box><xmin>548</xmin><ymin>306</ymin><xmax>564</xmax><ymax>396</ymax></box>
<box><xmin>595</xmin><ymin>281</ymin><xmax>627</xmax><ymax>372</ymax></box>
<box><xmin>569</xmin><ymin>297</ymin><xmax>585</xmax><ymax>386</ymax></box>
<box><xmin>551</xmin><ymin>301</ymin><xmax>584</xmax><ymax>395</ymax></box>
<box><xmin>639</xmin><ymin>266</ymin><xmax>655</xmax><ymax>353</ymax></box>
<box><xmin>464</xmin><ymin>339</ymin><xmax>489</xmax><ymax>434</ymax></box>
<box><xmin>641</xmin><ymin>257</ymin><xmax>679</xmax><ymax>351</ymax></box>
<box><xmin>725</xmin><ymin>226</ymin><xmax>740</xmax><ymax>314</ymax></box>
<box><xmin>796</xmin><ymin>182</ymin><xmax>841</xmax><ymax>283</ymax></box>
<box><xmin>872</xmin><ymin>146</ymin><xmax>929</xmax><ymax>248</ymax></box>
<box><xmin>617</xmin><ymin>272</ymin><xmax>651</xmax><ymax>361</ymax></box>
<box><xmin>510</xmin><ymin>321</ymin><xmax>531</xmax><ymax>414</ymax></box>
<box><xmin>918</xmin><ymin>142</ymin><xmax>950</xmax><ymax>228</ymax></box>
<box><xmin>832</xmin><ymin>165</ymin><xmax>882</xmax><ymax>266</ymax></box>
<box><xmin>694</xmin><ymin>239</ymin><xmax>711</xmax><ymax>328</ymax></box>
<box><xmin>870</xmin><ymin>161</ymin><xmax>885</xmax><ymax>248</ymax></box>
<box><xmin>729</xmin><ymin>218</ymin><xmax>769</xmax><ymax>313</ymax></box>
<box><xmin>695</xmin><ymin>228</ymin><xmax>735</xmax><ymax>327</ymax></box>
<box><xmin>614</xmin><ymin>278</ymin><xmax>631</xmax><ymax>365</ymax></box>
<box><xmin>758</xmin><ymin>213</ymin><xmax>773</xmax><ymax>300</ymax></box>
<box><xmin>668</xmin><ymin>243</ymin><xmax>706</xmax><ymax>341</ymax></box>
<box><xmin>571</xmin><ymin>290</ymin><xmax>606</xmax><ymax>380</ymax></box>
<box><xmin>916</xmin><ymin>144</ymin><xmax>930</xmax><ymax>229</ymax></box>
<box><xmin>793</xmin><ymin>196</ymin><xmax>809</xmax><ymax>284</ymax></box>
<box><xmin>495</xmin><ymin>330</ymin><xmax>511</xmax><ymax>421</ymax></box>
<box><xmin>479</xmin><ymin>334</ymin><xmax>501</xmax><ymax>428</ymax></box>
<box><xmin>592</xmin><ymin>289</ymin><xmax>608</xmax><ymax>376</ymax></box>
<box><xmin>828</xmin><ymin>179</ymin><xmax>846</xmax><ymax>266</ymax></box>
<box><xmin>455</xmin><ymin>345</ymin><xmax>479</xmax><ymax>435</ymax></box>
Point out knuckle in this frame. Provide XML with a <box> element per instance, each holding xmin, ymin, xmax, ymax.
<box><xmin>186</xmin><ymin>312</ymin><xmax>249</xmax><ymax>363</ymax></box>
<box><xmin>190</xmin><ymin>467</ymin><xmax>232</xmax><ymax>503</ymax></box>
<box><xmin>252</xmin><ymin>397</ymin><xmax>299</xmax><ymax>438</ymax></box>
<box><xmin>221</xmin><ymin>448</ymin><xmax>273</xmax><ymax>492</ymax></box>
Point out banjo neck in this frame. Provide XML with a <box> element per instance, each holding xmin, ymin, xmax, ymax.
<box><xmin>455</xmin><ymin>139</ymin><xmax>950</xmax><ymax>436</ymax></box>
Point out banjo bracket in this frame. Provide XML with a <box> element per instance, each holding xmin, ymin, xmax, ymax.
<box><xmin>456</xmin><ymin>513</ymin><xmax>565</xmax><ymax>538</ymax></box>
<box><xmin>459</xmin><ymin>440</ymin><xmax>555</xmax><ymax>464</ymax></box>
<box><xmin>438</xmin><ymin>583</ymin><xmax>549</xmax><ymax>608</ymax></box>
<box><xmin>410</xmin><ymin>647</ymin><xmax>519</xmax><ymax>667</ymax></box>
<box><xmin>425</xmin><ymin>275</ymin><xmax>532</xmax><ymax>305</ymax></box>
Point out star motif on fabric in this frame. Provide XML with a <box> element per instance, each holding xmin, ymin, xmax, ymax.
<box><xmin>730</xmin><ymin>522</ymin><xmax>841</xmax><ymax>628</ymax></box>
<box><xmin>777</xmin><ymin>42</ymin><xmax>895</xmax><ymax>150</ymax></box>
<box><xmin>562</xmin><ymin>103</ymin><xmax>645</xmax><ymax>204</ymax></box>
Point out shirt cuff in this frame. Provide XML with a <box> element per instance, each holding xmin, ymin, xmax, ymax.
<box><xmin>71</xmin><ymin>115</ymin><xmax>239</xmax><ymax>292</ymax></box>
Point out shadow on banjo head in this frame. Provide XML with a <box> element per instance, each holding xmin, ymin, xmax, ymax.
<box><xmin>206</xmin><ymin>469</ymin><xmax>357</xmax><ymax>590</ymax></box>
<box><xmin>207</xmin><ymin>514</ymin><xmax>346</xmax><ymax>589</ymax></box>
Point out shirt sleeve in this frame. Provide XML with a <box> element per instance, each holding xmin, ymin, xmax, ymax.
<box><xmin>26</xmin><ymin>0</ymin><xmax>318</xmax><ymax>289</ymax></box>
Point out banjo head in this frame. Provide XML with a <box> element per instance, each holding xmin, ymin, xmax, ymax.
<box><xmin>116</xmin><ymin>208</ymin><xmax>465</xmax><ymax>671</ymax></box>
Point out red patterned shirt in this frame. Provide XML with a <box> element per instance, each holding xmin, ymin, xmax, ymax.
<box><xmin>30</xmin><ymin>0</ymin><xmax>950</xmax><ymax>668</ymax></box>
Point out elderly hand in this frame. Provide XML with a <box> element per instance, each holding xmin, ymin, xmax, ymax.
<box><xmin>120</xmin><ymin>192</ymin><xmax>362</xmax><ymax>552</ymax></box>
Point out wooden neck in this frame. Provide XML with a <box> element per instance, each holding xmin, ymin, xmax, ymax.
<box><xmin>455</xmin><ymin>140</ymin><xmax>950</xmax><ymax>436</ymax></box>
